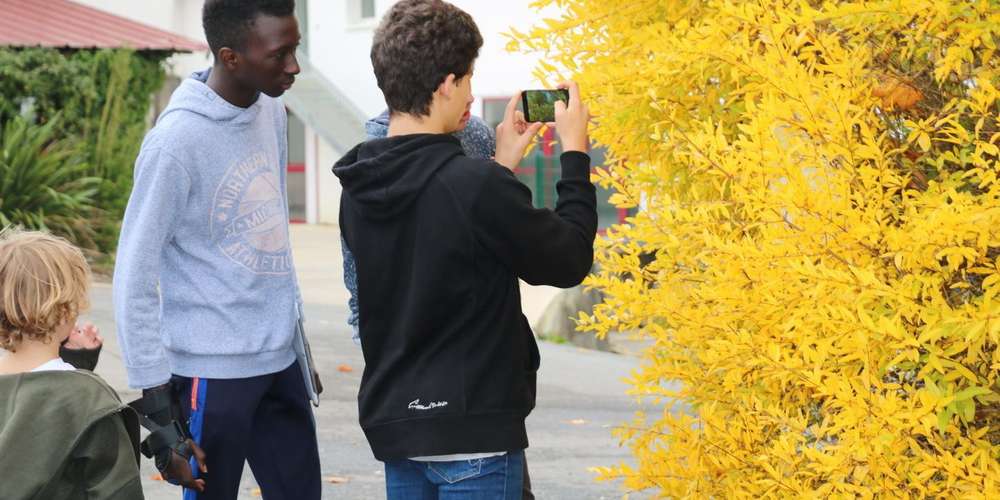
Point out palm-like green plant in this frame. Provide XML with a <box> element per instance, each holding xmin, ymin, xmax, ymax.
<box><xmin>0</xmin><ymin>116</ymin><xmax>100</xmax><ymax>248</ymax></box>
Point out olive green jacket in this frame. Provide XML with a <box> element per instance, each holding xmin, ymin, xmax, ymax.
<box><xmin>0</xmin><ymin>370</ymin><xmax>143</xmax><ymax>499</ymax></box>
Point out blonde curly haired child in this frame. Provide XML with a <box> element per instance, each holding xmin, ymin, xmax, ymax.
<box><xmin>0</xmin><ymin>227</ymin><xmax>143</xmax><ymax>499</ymax></box>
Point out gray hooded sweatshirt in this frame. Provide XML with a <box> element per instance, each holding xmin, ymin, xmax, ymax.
<box><xmin>113</xmin><ymin>70</ymin><xmax>301</xmax><ymax>389</ymax></box>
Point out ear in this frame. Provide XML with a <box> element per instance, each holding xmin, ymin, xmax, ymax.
<box><xmin>436</xmin><ymin>73</ymin><xmax>457</xmax><ymax>99</ymax></box>
<box><xmin>218</xmin><ymin>47</ymin><xmax>240</xmax><ymax>71</ymax></box>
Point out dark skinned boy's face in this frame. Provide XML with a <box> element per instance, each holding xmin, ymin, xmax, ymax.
<box><xmin>232</xmin><ymin>15</ymin><xmax>301</xmax><ymax>97</ymax></box>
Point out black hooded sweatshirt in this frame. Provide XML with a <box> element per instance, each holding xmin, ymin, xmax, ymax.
<box><xmin>333</xmin><ymin>133</ymin><xmax>596</xmax><ymax>461</ymax></box>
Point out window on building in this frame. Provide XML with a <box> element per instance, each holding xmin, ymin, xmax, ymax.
<box><xmin>348</xmin><ymin>0</ymin><xmax>377</xmax><ymax>27</ymax></box>
<box><xmin>361</xmin><ymin>0</ymin><xmax>376</xmax><ymax>19</ymax></box>
<box><xmin>295</xmin><ymin>0</ymin><xmax>309</xmax><ymax>55</ymax></box>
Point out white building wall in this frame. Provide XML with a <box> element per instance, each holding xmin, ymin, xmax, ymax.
<box><xmin>303</xmin><ymin>0</ymin><xmax>559</xmax><ymax>225</ymax></box>
<box><xmin>306</xmin><ymin>0</ymin><xmax>558</xmax><ymax>117</ymax></box>
<box><xmin>316</xmin><ymin>137</ymin><xmax>344</xmax><ymax>224</ymax></box>
<box><xmin>461</xmin><ymin>1</ymin><xmax>562</xmax><ymax>111</ymax></box>
<box><xmin>304</xmin><ymin>0</ymin><xmax>386</xmax><ymax>118</ymax></box>
<box><xmin>301</xmin><ymin>125</ymin><xmax>345</xmax><ymax>226</ymax></box>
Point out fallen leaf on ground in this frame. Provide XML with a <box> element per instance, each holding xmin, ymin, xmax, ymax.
<box><xmin>326</xmin><ymin>476</ymin><xmax>350</xmax><ymax>484</ymax></box>
<box><xmin>337</xmin><ymin>364</ymin><xmax>353</xmax><ymax>373</ymax></box>
<box><xmin>150</xmin><ymin>474</ymin><xmax>163</xmax><ymax>481</ymax></box>
<box><xmin>568</xmin><ymin>419</ymin><xmax>587</xmax><ymax>425</ymax></box>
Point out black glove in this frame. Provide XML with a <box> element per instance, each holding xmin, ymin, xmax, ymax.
<box><xmin>156</xmin><ymin>438</ymin><xmax>207</xmax><ymax>492</ymax></box>
<box><xmin>129</xmin><ymin>383</ymin><xmax>207</xmax><ymax>491</ymax></box>
<box><xmin>58</xmin><ymin>342</ymin><xmax>101</xmax><ymax>371</ymax></box>
<box><xmin>139</xmin><ymin>383</ymin><xmax>183</xmax><ymax>426</ymax></box>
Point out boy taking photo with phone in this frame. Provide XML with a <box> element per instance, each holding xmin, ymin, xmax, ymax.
<box><xmin>332</xmin><ymin>0</ymin><xmax>596</xmax><ymax>498</ymax></box>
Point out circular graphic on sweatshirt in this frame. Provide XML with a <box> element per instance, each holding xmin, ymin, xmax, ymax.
<box><xmin>211</xmin><ymin>152</ymin><xmax>292</xmax><ymax>275</ymax></box>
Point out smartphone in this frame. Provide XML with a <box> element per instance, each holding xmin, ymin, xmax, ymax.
<box><xmin>521</xmin><ymin>89</ymin><xmax>569</xmax><ymax>123</ymax></box>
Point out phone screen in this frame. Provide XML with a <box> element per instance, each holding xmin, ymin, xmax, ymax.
<box><xmin>521</xmin><ymin>89</ymin><xmax>569</xmax><ymax>123</ymax></box>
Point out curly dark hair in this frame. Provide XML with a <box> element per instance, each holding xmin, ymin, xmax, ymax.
<box><xmin>202</xmin><ymin>0</ymin><xmax>296</xmax><ymax>55</ymax></box>
<box><xmin>371</xmin><ymin>0</ymin><xmax>483</xmax><ymax>116</ymax></box>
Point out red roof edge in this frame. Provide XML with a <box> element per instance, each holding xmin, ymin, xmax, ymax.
<box><xmin>0</xmin><ymin>0</ymin><xmax>209</xmax><ymax>53</ymax></box>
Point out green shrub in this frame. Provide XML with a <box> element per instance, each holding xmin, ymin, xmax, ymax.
<box><xmin>0</xmin><ymin>48</ymin><xmax>166</xmax><ymax>140</ymax></box>
<box><xmin>0</xmin><ymin>117</ymin><xmax>100</xmax><ymax>248</ymax></box>
<box><xmin>0</xmin><ymin>48</ymin><xmax>168</xmax><ymax>254</ymax></box>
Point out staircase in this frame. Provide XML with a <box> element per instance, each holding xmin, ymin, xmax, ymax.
<box><xmin>282</xmin><ymin>56</ymin><xmax>367</xmax><ymax>152</ymax></box>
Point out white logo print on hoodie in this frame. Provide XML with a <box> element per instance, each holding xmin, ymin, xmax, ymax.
<box><xmin>212</xmin><ymin>151</ymin><xmax>292</xmax><ymax>275</ymax></box>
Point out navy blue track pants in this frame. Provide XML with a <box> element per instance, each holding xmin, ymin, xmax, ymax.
<box><xmin>173</xmin><ymin>360</ymin><xmax>321</xmax><ymax>500</ymax></box>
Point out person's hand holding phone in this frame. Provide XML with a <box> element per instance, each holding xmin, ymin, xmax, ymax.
<box><xmin>553</xmin><ymin>81</ymin><xmax>590</xmax><ymax>153</ymax></box>
<box><xmin>495</xmin><ymin>92</ymin><xmax>544</xmax><ymax>170</ymax></box>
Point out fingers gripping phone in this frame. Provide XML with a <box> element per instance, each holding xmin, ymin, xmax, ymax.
<box><xmin>521</xmin><ymin>89</ymin><xmax>570</xmax><ymax>123</ymax></box>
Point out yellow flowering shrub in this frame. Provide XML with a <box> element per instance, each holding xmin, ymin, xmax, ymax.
<box><xmin>512</xmin><ymin>0</ymin><xmax>1000</xmax><ymax>496</ymax></box>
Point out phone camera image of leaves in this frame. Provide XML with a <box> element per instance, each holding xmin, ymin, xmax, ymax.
<box><xmin>521</xmin><ymin>89</ymin><xmax>569</xmax><ymax>122</ymax></box>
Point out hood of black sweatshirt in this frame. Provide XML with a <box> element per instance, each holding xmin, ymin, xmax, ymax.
<box><xmin>332</xmin><ymin>134</ymin><xmax>464</xmax><ymax>220</ymax></box>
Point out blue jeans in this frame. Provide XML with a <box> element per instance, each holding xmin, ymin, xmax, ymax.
<box><xmin>385</xmin><ymin>451</ymin><xmax>525</xmax><ymax>500</ymax></box>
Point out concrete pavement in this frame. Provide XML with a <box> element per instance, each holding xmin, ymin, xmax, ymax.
<box><xmin>82</xmin><ymin>224</ymin><xmax>649</xmax><ymax>499</ymax></box>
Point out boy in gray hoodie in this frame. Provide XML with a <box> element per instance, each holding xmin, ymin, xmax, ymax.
<box><xmin>112</xmin><ymin>1</ymin><xmax>320</xmax><ymax>498</ymax></box>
